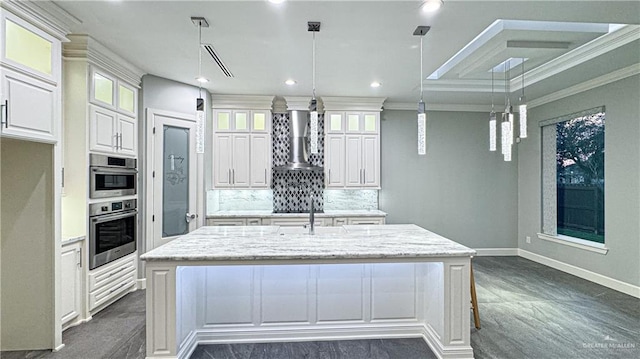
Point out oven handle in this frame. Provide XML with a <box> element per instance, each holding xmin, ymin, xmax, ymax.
<box><xmin>91</xmin><ymin>210</ymin><xmax>137</xmax><ymax>223</ymax></box>
<box><xmin>91</xmin><ymin>166</ymin><xmax>138</xmax><ymax>174</ymax></box>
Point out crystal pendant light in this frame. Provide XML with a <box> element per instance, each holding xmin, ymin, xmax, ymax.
<box><xmin>501</xmin><ymin>60</ymin><xmax>513</xmax><ymax>162</ymax></box>
<box><xmin>518</xmin><ymin>58</ymin><xmax>528</xmax><ymax>139</ymax></box>
<box><xmin>192</xmin><ymin>17</ymin><xmax>208</xmax><ymax>154</ymax></box>
<box><xmin>414</xmin><ymin>26</ymin><xmax>430</xmax><ymax>155</ymax></box>
<box><xmin>308</xmin><ymin>22</ymin><xmax>320</xmax><ymax>155</ymax></box>
<box><xmin>489</xmin><ymin>68</ymin><xmax>497</xmax><ymax>151</ymax></box>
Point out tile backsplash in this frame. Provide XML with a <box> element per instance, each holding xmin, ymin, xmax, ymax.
<box><xmin>324</xmin><ymin>189</ymin><xmax>379</xmax><ymax>210</ymax></box>
<box><xmin>207</xmin><ymin>190</ymin><xmax>273</xmax><ymax>214</ymax></box>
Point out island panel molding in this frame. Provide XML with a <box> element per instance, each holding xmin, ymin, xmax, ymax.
<box><xmin>141</xmin><ymin>225</ymin><xmax>475</xmax><ymax>359</ymax></box>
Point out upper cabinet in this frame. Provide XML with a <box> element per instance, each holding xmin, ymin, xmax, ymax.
<box><xmin>211</xmin><ymin>95</ymin><xmax>275</xmax><ymax>189</ymax></box>
<box><xmin>322</xmin><ymin>97</ymin><xmax>385</xmax><ymax>189</ymax></box>
<box><xmin>0</xmin><ymin>10</ymin><xmax>62</xmax><ymax>143</ymax></box>
<box><xmin>89</xmin><ymin>67</ymin><xmax>138</xmax><ymax>117</ymax></box>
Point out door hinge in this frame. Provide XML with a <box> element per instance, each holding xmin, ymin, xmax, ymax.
<box><xmin>152</xmin><ymin>215</ymin><xmax>155</xmax><ymax>222</ymax></box>
<box><xmin>152</xmin><ymin>171</ymin><xmax>155</xmax><ymax>178</ymax></box>
<box><xmin>153</xmin><ymin>127</ymin><xmax>156</xmax><ymax>134</ymax></box>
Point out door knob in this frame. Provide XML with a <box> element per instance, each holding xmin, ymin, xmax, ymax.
<box><xmin>185</xmin><ymin>213</ymin><xmax>197</xmax><ymax>223</ymax></box>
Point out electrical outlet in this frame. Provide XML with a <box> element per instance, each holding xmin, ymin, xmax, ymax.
<box><xmin>526</xmin><ymin>236</ymin><xmax>531</xmax><ymax>244</ymax></box>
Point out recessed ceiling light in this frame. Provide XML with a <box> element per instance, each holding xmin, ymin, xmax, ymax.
<box><xmin>370</xmin><ymin>81</ymin><xmax>382</xmax><ymax>88</ymax></box>
<box><xmin>285</xmin><ymin>79</ymin><xmax>296</xmax><ymax>85</ymax></box>
<box><xmin>196</xmin><ymin>76</ymin><xmax>209</xmax><ymax>83</ymax></box>
<box><xmin>421</xmin><ymin>0</ymin><xmax>443</xmax><ymax>13</ymax></box>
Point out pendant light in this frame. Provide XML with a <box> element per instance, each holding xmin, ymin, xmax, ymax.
<box><xmin>489</xmin><ymin>67</ymin><xmax>497</xmax><ymax>151</ymax></box>
<box><xmin>308</xmin><ymin>21</ymin><xmax>320</xmax><ymax>155</ymax></box>
<box><xmin>192</xmin><ymin>16</ymin><xmax>208</xmax><ymax>154</ymax></box>
<box><xmin>501</xmin><ymin>60</ymin><xmax>513</xmax><ymax>162</ymax></box>
<box><xmin>518</xmin><ymin>58</ymin><xmax>528</xmax><ymax>139</ymax></box>
<box><xmin>414</xmin><ymin>26</ymin><xmax>430</xmax><ymax>156</ymax></box>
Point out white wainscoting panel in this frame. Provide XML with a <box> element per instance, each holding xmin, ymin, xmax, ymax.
<box><xmin>316</xmin><ymin>264</ymin><xmax>365</xmax><ymax>323</ymax></box>
<box><xmin>371</xmin><ymin>263</ymin><xmax>416</xmax><ymax>320</ymax></box>
<box><xmin>205</xmin><ymin>266</ymin><xmax>254</xmax><ymax>325</ymax></box>
<box><xmin>261</xmin><ymin>265</ymin><xmax>310</xmax><ymax>323</ymax></box>
<box><xmin>423</xmin><ymin>262</ymin><xmax>444</xmax><ymax>339</ymax></box>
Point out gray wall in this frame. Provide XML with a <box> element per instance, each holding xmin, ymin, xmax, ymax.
<box><xmin>138</xmin><ymin>75</ymin><xmax>211</xmax><ymax>261</ymax></box>
<box><xmin>518</xmin><ymin>75</ymin><xmax>640</xmax><ymax>286</ymax></box>
<box><xmin>379</xmin><ymin>109</ymin><xmax>518</xmax><ymax>249</ymax></box>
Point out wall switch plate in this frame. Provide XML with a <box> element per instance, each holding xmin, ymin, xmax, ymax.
<box><xmin>526</xmin><ymin>236</ymin><xmax>531</xmax><ymax>244</ymax></box>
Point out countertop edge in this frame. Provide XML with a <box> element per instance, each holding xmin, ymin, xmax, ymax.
<box><xmin>62</xmin><ymin>235</ymin><xmax>85</xmax><ymax>246</ymax></box>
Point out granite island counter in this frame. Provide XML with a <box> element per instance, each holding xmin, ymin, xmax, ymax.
<box><xmin>141</xmin><ymin>224</ymin><xmax>476</xmax><ymax>359</ymax></box>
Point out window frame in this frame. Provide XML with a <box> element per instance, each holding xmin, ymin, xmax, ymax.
<box><xmin>538</xmin><ymin>106</ymin><xmax>608</xmax><ymax>254</ymax></box>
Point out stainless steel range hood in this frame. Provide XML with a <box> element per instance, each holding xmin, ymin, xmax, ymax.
<box><xmin>280</xmin><ymin>110</ymin><xmax>322</xmax><ymax>171</ymax></box>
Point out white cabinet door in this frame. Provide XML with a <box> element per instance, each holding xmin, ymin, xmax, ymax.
<box><xmin>250</xmin><ymin>134</ymin><xmax>271</xmax><ymax>188</ymax></box>
<box><xmin>89</xmin><ymin>104</ymin><xmax>117</xmax><ymax>153</ymax></box>
<box><xmin>61</xmin><ymin>242</ymin><xmax>82</xmax><ymax>327</ymax></box>
<box><xmin>362</xmin><ymin>135</ymin><xmax>379</xmax><ymax>187</ymax></box>
<box><xmin>345</xmin><ymin>136</ymin><xmax>363</xmax><ymax>187</ymax></box>
<box><xmin>232</xmin><ymin>134</ymin><xmax>251</xmax><ymax>187</ymax></box>
<box><xmin>213</xmin><ymin>134</ymin><xmax>233</xmax><ymax>188</ymax></box>
<box><xmin>118</xmin><ymin>115</ymin><xmax>137</xmax><ymax>157</ymax></box>
<box><xmin>325</xmin><ymin>135</ymin><xmax>345</xmax><ymax>187</ymax></box>
<box><xmin>1</xmin><ymin>68</ymin><xmax>57</xmax><ymax>142</ymax></box>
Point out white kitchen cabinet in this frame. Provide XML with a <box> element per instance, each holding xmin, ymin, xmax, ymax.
<box><xmin>324</xmin><ymin>111</ymin><xmax>380</xmax><ymax>189</ymax></box>
<box><xmin>207</xmin><ymin>218</ymin><xmax>263</xmax><ymax>226</ymax></box>
<box><xmin>347</xmin><ymin>217</ymin><xmax>385</xmax><ymax>225</ymax></box>
<box><xmin>212</xmin><ymin>108</ymin><xmax>272</xmax><ymax>189</ymax></box>
<box><xmin>325</xmin><ymin>135</ymin><xmax>345</xmax><ymax>187</ymax></box>
<box><xmin>250</xmin><ymin>134</ymin><xmax>271</xmax><ymax>188</ymax></box>
<box><xmin>61</xmin><ymin>240</ymin><xmax>83</xmax><ymax>330</ymax></box>
<box><xmin>213</xmin><ymin>133</ymin><xmax>250</xmax><ymax>188</ymax></box>
<box><xmin>89</xmin><ymin>67</ymin><xmax>138</xmax><ymax>117</ymax></box>
<box><xmin>0</xmin><ymin>11</ymin><xmax>61</xmax><ymax>143</ymax></box>
<box><xmin>88</xmin><ymin>253</ymin><xmax>136</xmax><ymax>313</ymax></box>
<box><xmin>0</xmin><ymin>68</ymin><xmax>58</xmax><ymax>142</ymax></box>
<box><xmin>264</xmin><ymin>217</ymin><xmax>331</xmax><ymax>227</ymax></box>
<box><xmin>89</xmin><ymin>104</ymin><xmax>137</xmax><ymax>157</ymax></box>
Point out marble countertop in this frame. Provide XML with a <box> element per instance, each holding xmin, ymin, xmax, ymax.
<box><xmin>207</xmin><ymin>209</ymin><xmax>387</xmax><ymax>218</ymax></box>
<box><xmin>140</xmin><ymin>224</ymin><xmax>475</xmax><ymax>262</ymax></box>
<box><xmin>61</xmin><ymin>235</ymin><xmax>85</xmax><ymax>246</ymax></box>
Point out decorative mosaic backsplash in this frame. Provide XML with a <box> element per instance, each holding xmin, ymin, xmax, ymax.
<box><xmin>272</xmin><ymin>113</ymin><xmax>325</xmax><ymax>213</ymax></box>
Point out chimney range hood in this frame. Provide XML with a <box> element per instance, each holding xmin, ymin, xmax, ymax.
<box><xmin>278</xmin><ymin>110</ymin><xmax>322</xmax><ymax>171</ymax></box>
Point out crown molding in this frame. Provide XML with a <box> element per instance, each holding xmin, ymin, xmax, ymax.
<box><xmin>321</xmin><ymin>97</ymin><xmax>386</xmax><ymax>112</ymax></box>
<box><xmin>383</xmin><ymin>102</ymin><xmax>491</xmax><ymax>113</ymax></box>
<box><xmin>210</xmin><ymin>95</ymin><xmax>275</xmax><ymax>110</ymax></box>
<box><xmin>1</xmin><ymin>0</ymin><xmax>79</xmax><ymax>40</ymax></box>
<box><xmin>529</xmin><ymin>63</ymin><xmax>640</xmax><ymax>109</ymax></box>
<box><xmin>518</xmin><ymin>25</ymin><xmax>640</xmax><ymax>92</ymax></box>
<box><xmin>283</xmin><ymin>96</ymin><xmax>312</xmax><ymax>111</ymax></box>
<box><xmin>63</xmin><ymin>35</ymin><xmax>145</xmax><ymax>87</ymax></box>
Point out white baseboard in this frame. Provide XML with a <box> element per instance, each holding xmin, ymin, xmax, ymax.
<box><xmin>137</xmin><ymin>278</ymin><xmax>146</xmax><ymax>290</ymax></box>
<box><xmin>473</xmin><ymin>248</ymin><xmax>518</xmax><ymax>256</ymax></box>
<box><xmin>518</xmin><ymin>249</ymin><xmax>640</xmax><ymax>299</ymax></box>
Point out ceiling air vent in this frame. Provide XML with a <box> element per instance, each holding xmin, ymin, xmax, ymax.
<box><xmin>201</xmin><ymin>43</ymin><xmax>234</xmax><ymax>78</ymax></box>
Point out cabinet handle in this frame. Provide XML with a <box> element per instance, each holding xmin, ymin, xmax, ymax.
<box><xmin>232</xmin><ymin>169</ymin><xmax>235</xmax><ymax>184</ymax></box>
<box><xmin>109</xmin><ymin>282</ymin><xmax>129</xmax><ymax>294</ymax></box>
<box><xmin>363</xmin><ymin>169</ymin><xmax>366</xmax><ymax>184</ymax></box>
<box><xmin>1</xmin><ymin>100</ymin><xmax>7</xmax><ymax>128</ymax></box>
<box><xmin>109</xmin><ymin>267</ymin><xmax>127</xmax><ymax>277</ymax></box>
<box><xmin>327</xmin><ymin>169</ymin><xmax>331</xmax><ymax>186</ymax></box>
<box><xmin>118</xmin><ymin>133</ymin><xmax>123</xmax><ymax>150</ymax></box>
<box><xmin>264</xmin><ymin>168</ymin><xmax>267</xmax><ymax>184</ymax></box>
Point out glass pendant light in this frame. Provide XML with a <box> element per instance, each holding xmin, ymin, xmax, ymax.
<box><xmin>193</xmin><ymin>17</ymin><xmax>208</xmax><ymax>154</ymax></box>
<box><xmin>501</xmin><ymin>60</ymin><xmax>513</xmax><ymax>162</ymax></box>
<box><xmin>414</xmin><ymin>26</ymin><xmax>430</xmax><ymax>155</ymax></box>
<box><xmin>308</xmin><ymin>22</ymin><xmax>320</xmax><ymax>155</ymax></box>
<box><xmin>489</xmin><ymin>68</ymin><xmax>497</xmax><ymax>151</ymax></box>
<box><xmin>518</xmin><ymin>58</ymin><xmax>528</xmax><ymax>139</ymax></box>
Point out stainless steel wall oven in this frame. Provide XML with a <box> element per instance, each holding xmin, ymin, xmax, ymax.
<box><xmin>89</xmin><ymin>154</ymin><xmax>137</xmax><ymax>199</ymax></box>
<box><xmin>89</xmin><ymin>199</ymin><xmax>137</xmax><ymax>269</ymax></box>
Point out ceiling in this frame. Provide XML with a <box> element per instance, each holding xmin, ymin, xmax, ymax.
<box><xmin>52</xmin><ymin>0</ymin><xmax>640</xmax><ymax>109</ymax></box>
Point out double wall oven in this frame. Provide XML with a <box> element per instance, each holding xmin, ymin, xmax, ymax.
<box><xmin>89</xmin><ymin>154</ymin><xmax>138</xmax><ymax>270</ymax></box>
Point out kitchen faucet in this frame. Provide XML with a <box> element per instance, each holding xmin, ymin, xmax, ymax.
<box><xmin>309</xmin><ymin>193</ymin><xmax>315</xmax><ymax>235</ymax></box>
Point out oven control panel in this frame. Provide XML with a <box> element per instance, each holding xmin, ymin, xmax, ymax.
<box><xmin>90</xmin><ymin>199</ymin><xmax>137</xmax><ymax>217</ymax></box>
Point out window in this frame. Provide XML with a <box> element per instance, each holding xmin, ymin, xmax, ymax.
<box><xmin>540</xmin><ymin>106</ymin><xmax>605</xmax><ymax>244</ymax></box>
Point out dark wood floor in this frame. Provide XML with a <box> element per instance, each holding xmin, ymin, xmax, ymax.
<box><xmin>3</xmin><ymin>256</ymin><xmax>639</xmax><ymax>359</ymax></box>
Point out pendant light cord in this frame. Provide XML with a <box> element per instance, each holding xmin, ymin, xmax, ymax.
<box><xmin>521</xmin><ymin>58</ymin><xmax>525</xmax><ymax>97</ymax></box>
<box><xmin>420</xmin><ymin>35</ymin><xmax>424</xmax><ymax>102</ymax></box>
<box><xmin>312</xmin><ymin>31</ymin><xmax>316</xmax><ymax>100</ymax></box>
<box><xmin>198</xmin><ymin>21</ymin><xmax>203</xmax><ymax>98</ymax></box>
<box><xmin>491</xmin><ymin>68</ymin><xmax>494</xmax><ymax>112</ymax></box>
<box><xmin>505</xmin><ymin>59</ymin><xmax>510</xmax><ymax>108</ymax></box>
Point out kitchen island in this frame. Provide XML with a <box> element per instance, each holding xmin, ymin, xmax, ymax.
<box><xmin>141</xmin><ymin>224</ymin><xmax>476</xmax><ymax>359</ymax></box>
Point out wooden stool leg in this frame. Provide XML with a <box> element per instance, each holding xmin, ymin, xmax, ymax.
<box><xmin>470</xmin><ymin>262</ymin><xmax>481</xmax><ymax>329</ymax></box>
